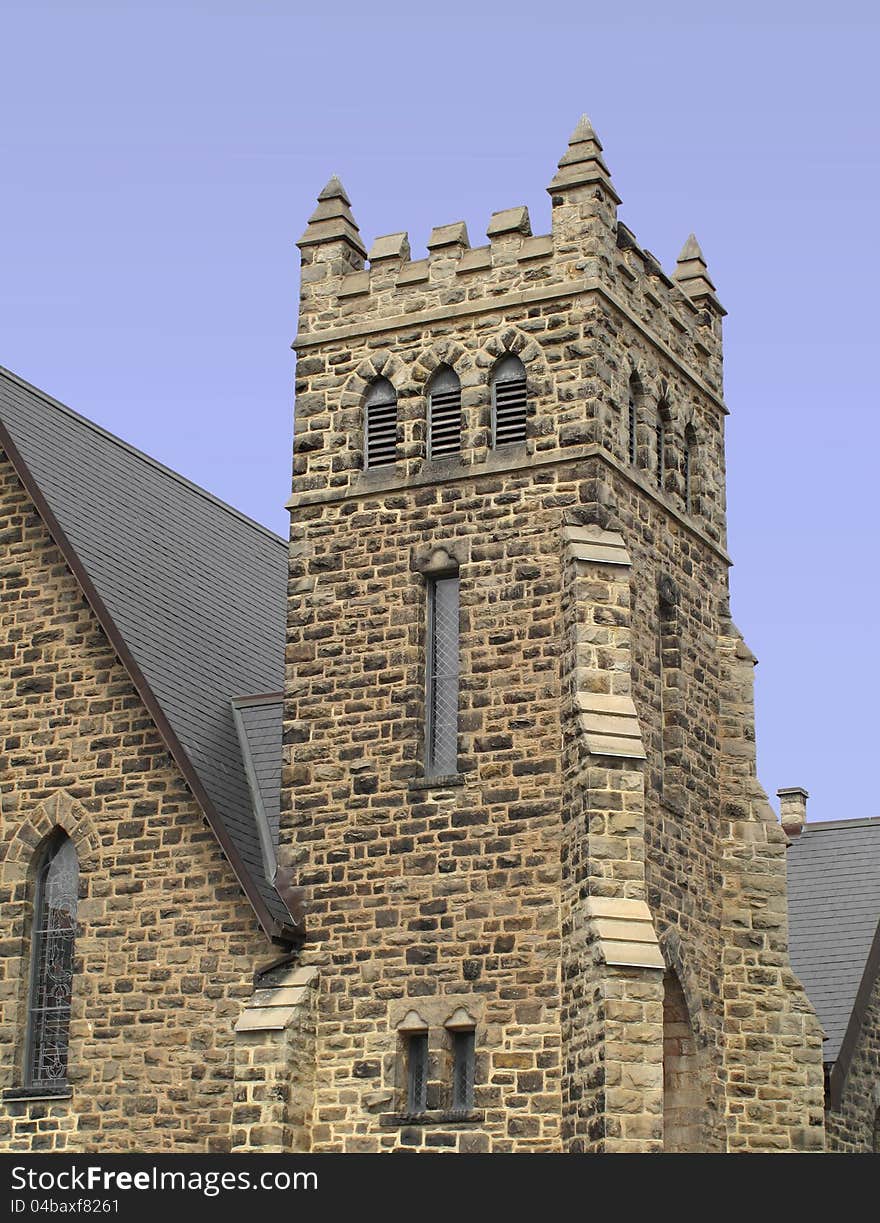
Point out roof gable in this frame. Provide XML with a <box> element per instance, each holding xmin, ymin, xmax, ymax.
<box><xmin>0</xmin><ymin>367</ymin><xmax>297</xmax><ymax>942</ymax></box>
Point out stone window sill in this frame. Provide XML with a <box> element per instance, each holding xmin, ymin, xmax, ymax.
<box><xmin>407</xmin><ymin>774</ymin><xmax>465</xmax><ymax>792</ymax></box>
<box><xmin>3</xmin><ymin>1086</ymin><xmax>72</xmax><ymax>1103</ymax></box>
<box><xmin>379</xmin><ymin>1109</ymin><xmax>484</xmax><ymax>1128</ymax></box>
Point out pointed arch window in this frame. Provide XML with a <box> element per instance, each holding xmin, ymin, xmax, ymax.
<box><xmin>627</xmin><ymin>373</ymin><xmax>641</xmax><ymax>465</ymax></box>
<box><xmin>684</xmin><ymin>424</ymin><xmax>697</xmax><ymax>513</ymax></box>
<box><xmin>656</xmin><ymin>403</ymin><xmax>669</xmax><ymax>491</ymax></box>
<box><xmin>426</xmin><ymin>573</ymin><xmax>459</xmax><ymax>777</ymax></box>
<box><xmin>364</xmin><ymin>377</ymin><xmax>398</xmax><ymax>469</ymax></box>
<box><xmin>491</xmin><ymin>354</ymin><xmax>527</xmax><ymax>447</ymax></box>
<box><xmin>427</xmin><ymin>365</ymin><xmax>461</xmax><ymax>459</ymax></box>
<box><xmin>26</xmin><ymin>831</ymin><xmax>79</xmax><ymax>1090</ymax></box>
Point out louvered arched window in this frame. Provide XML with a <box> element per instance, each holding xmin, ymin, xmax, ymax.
<box><xmin>26</xmin><ymin>831</ymin><xmax>79</xmax><ymax>1089</ymax></box>
<box><xmin>490</xmin><ymin>354</ymin><xmax>527</xmax><ymax>447</ymax></box>
<box><xmin>427</xmin><ymin>365</ymin><xmax>461</xmax><ymax>459</ymax></box>
<box><xmin>364</xmin><ymin>377</ymin><xmax>398</xmax><ymax>469</ymax></box>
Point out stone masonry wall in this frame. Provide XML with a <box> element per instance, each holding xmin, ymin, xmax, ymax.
<box><xmin>280</xmin><ymin>122</ymin><xmax>824</xmax><ymax>1151</ymax></box>
<box><xmin>826</xmin><ymin>970</ymin><xmax>880</xmax><ymax>1152</ymax></box>
<box><xmin>0</xmin><ymin>449</ymin><xmax>270</xmax><ymax>1152</ymax></box>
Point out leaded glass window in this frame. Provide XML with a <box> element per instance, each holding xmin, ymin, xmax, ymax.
<box><xmin>406</xmin><ymin>1032</ymin><xmax>428</xmax><ymax>1114</ymax></box>
<box><xmin>451</xmin><ymin>1029</ymin><xmax>475</xmax><ymax>1112</ymax></box>
<box><xmin>26</xmin><ymin>832</ymin><xmax>78</xmax><ymax>1090</ymax></box>
<box><xmin>426</xmin><ymin>575</ymin><xmax>459</xmax><ymax>777</ymax></box>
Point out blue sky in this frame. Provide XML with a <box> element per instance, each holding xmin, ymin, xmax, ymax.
<box><xmin>2</xmin><ymin>1</ymin><xmax>877</xmax><ymax>823</ymax></box>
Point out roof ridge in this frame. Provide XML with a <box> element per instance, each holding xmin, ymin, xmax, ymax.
<box><xmin>0</xmin><ymin>365</ymin><xmax>288</xmax><ymax>550</ymax></box>
<box><xmin>800</xmin><ymin>817</ymin><xmax>880</xmax><ymax>832</ymax></box>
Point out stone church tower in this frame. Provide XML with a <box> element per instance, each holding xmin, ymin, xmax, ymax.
<box><xmin>277</xmin><ymin>118</ymin><xmax>826</xmax><ymax>1152</ymax></box>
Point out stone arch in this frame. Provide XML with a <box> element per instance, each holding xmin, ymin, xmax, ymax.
<box><xmin>473</xmin><ymin>328</ymin><xmax>552</xmax><ymax>450</ymax></box>
<box><xmin>476</xmin><ymin>328</ymin><xmax>551</xmax><ymax>393</ymax></box>
<box><xmin>344</xmin><ymin>351</ymin><xmax>408</xmax><ymax>403</ymax></box>
<box><xmin>659</xmin><ymin>931</ymin><xmax>711</xmax><ymax>1152</ymax></box>
<box><xmin>414</xmin><ymin>340</ymin><xmax>474</xmax><ymax>384</ymax></box>
<box><xmin>683</xmin><ymin>417</ymin><xmax>700</xmax><ymax>514</ymax></box>
<box><xmin>339</xmin><ymin>354</ymin><xmax>408</xmax><ymax>470</ymax></box>
<box><xmin>0</xmin><ymin>792</ymin><xmax>98</xmax><ymax>1089</ymax></box>
<box><xmin>1</xmin><ymin>790</ymin><xmax>100</xmax><ymax>886</ymax></box>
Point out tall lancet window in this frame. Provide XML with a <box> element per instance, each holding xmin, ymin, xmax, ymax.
<box><xmin>656</xmin><ymin>402</ymin><xmax>669</xmax><ymax>491</ymax></box>
<box><xmin>490</xmin><ymin>354</ymin><xmax>527</xmax><ymax>447</ymax></box>
<box><xmin>426</xmin><ymin>574</ymin><xmax>460</xmax><ymax>776</ymax></box>
<box><xmin>364</xmin><ymin>377</ymin><xmax>398</xmax><ymax>469</ymax></box>
<box><xmin>427</xmin><ymin>365</ymin><xmax>462</xmax><ymax>459</ymax></box>
<box><xmin>627</xmin><ymin>372</ymin><xmax>641</xmax><ymax>465</ymax></box>
<box><xmin>684</xmin><ymin>424</ymin><xmax>697</xmax><ymax>514</ymax></box>
<box><xmin>26</xmin><ymin>831</ymin><xmax>78</xmax><ymax>1090</ymax></box>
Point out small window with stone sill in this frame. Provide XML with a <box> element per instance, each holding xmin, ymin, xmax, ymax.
<box><xmin>397</xmin><ymin>1011</ymin><xmax>430</xmax><ymax>1116</ymax></box>
<box><xmin>445</xmin><ymin>1007</ymin><xmax>477</xmax><ymax>1114</ymax></box>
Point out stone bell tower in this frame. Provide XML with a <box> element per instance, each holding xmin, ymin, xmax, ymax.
<box><xmin>276</xmin><ymin>118</ymin><xmax>825</xmax><ymax>1152</ymax></box>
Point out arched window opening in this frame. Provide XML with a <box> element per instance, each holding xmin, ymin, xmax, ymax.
<box><xmin>656</xmin><ymin>402</ymin><xmax>669</xmax><ymax>491</ymax></box>
<box><xmin>427</xmin><ymin>365</ymin><xmax>461</xmax><ymax>459</ymax></box>
<box><xmin>364</xmin><ymin>377</ymin><xmax>398</xmax><ymax>469</ymax></box>
<box><xmin>663</xmin><ymin>969</ymin><xmax>707</xmax><ymax>1152</ymax></box>
<box><xmin>26</xmin><ymin>831</ymin><xmax>79</xmax><ymax>1090</ymax></box>
<box><xmin>490</xmin><ymin>354</ymin><xmax>527</xmax><ymax>447</ymax></box>
<box><xmin>684</xmin><ymin>424</ymin><xmax>697</xmax><ymax>513</ymax></box>
<box><xmin>627</xmin><ymin>372</ymin><xmax>641</xmax><ymax>465</ymax></box>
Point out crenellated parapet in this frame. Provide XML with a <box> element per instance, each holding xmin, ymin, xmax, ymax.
<box><xmin>295</xmin><ymin>119</ymin><xmax>723</xmax><ymax>383</ymax></box>
<box><xmin>291</xmin><ymin>115</ymin><xmax>731</xmax><ymax>554</ymax></box>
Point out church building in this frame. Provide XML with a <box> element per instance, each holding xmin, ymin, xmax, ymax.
<box><xmin>2</xmin><ymin>118</ymin><xmax>860</xmax><ymax>1153</ymax></box>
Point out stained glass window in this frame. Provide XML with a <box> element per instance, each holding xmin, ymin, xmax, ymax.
<box><xmin>27</xmin><ymin>833</ymin><xmax>78</xmax><ymax>1089</ymax></box>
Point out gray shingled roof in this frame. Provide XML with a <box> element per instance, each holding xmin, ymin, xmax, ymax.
<box><xmin>232</xmin><ymin>693</ymin><xmax>283</xmax><ymax>871</ymax></box>
<box><xmin>787</xmin><ymin>817</ymin><xmax>880</xmax><ymax>1063</ymax></box>
<box><xmin>0</xmin><ymin>367</ymin><xmax>293</xmax><ymax>935</ymax></box>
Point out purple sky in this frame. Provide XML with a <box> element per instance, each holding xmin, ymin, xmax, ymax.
<box><xmin>2</xmin><ymin>2</ymin><xmax>877</xmax><ymax>825</ymax></box>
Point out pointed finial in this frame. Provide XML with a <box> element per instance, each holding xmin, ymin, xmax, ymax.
<box><xmin>298</xmin><ymin>174</ymin><xmax>366</xmax><ymax>260</ymax></box>
<box><xmin>317</xmin><ymin>174</ymin><xmax>351</xmax><ymax>205</ymax></box>
<box><xmin>548</xmin><ymin>114</ymin><xmax>620</xmax><ymax>204</ymax></box>
<box><xmin>678</xmin><ymin>233</ymin><xmax>704</xmax><ymax>263</ymax></box>
<box><xmin>674</xmin><ymin>234</ymin><xmax>725</xmax><ymax>314</ymax></box>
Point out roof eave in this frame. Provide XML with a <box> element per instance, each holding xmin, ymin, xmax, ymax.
<box><xmin>0</xmin><ymin>417</ymin><xmax>301</xmax><ymax>947</ymax></box>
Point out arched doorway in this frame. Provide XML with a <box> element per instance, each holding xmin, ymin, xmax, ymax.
<box><xmin>663</xmin><ymin>969</ymin><xmax>706</xmax><ymax>1152</ymax></box>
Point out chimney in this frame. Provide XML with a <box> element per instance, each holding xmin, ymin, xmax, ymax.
<box><xmin>777</xmin><ymin>787</ymin><xmax>809</xmax><ymax>839</ymax></box>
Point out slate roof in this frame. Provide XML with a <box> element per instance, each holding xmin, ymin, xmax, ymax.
<box><xmin>0</xmin><ymin>366</ymin><xmax>296</xmax><ymax>940</ymax></box>
<box><xmin>787</xmin><ymin>817</ymin><xmax>880</xmax><ymax>1063</ymax></box>
<box><xmin>232</xmin><ymin>693</ymin><xmax>284</xmax><ymax>873</ymax></box>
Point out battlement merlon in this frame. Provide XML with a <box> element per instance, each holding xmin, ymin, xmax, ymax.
<box><xmin>293</xmin><ymin>119</ymin><xmax>725</xmax><ymax>387</ymax></box>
